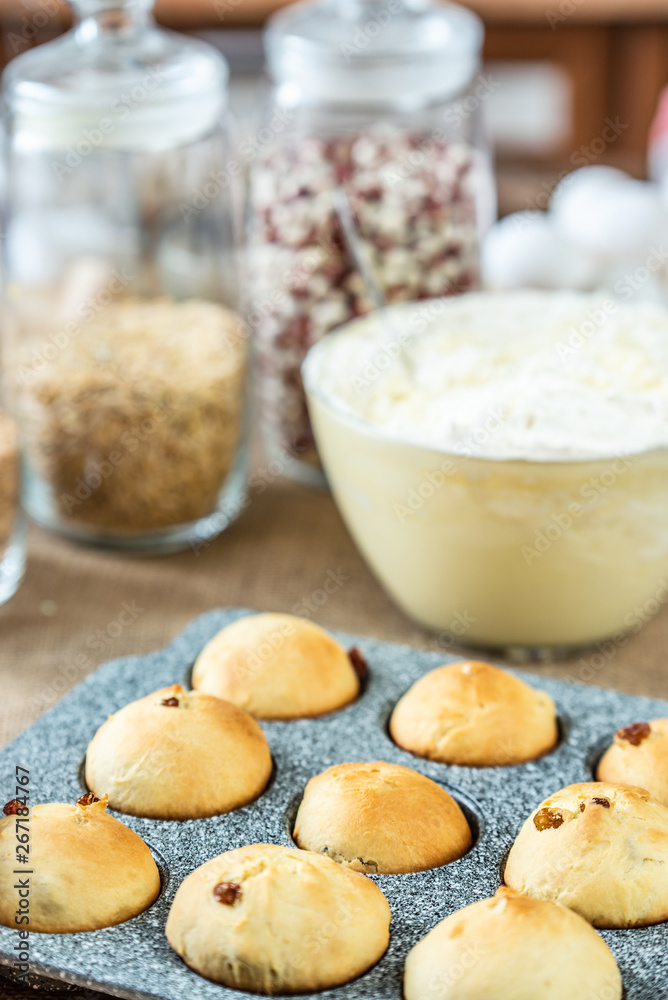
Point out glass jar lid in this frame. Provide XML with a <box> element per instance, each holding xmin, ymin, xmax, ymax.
<box><xmin>3</xmin><ymin>0</ymin><xmax>229</xmax><ymax>153</ymax></box>
<box><xmin>265</xmin><ymin>0</ymin><xmax>483</xmax><ymax>108</ymax></box>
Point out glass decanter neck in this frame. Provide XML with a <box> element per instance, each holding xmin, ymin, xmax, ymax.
<box><xmin>70</xmin><ymin>0</ymin><xmax>154</xmax><ymax>41</ymax></box>
<box><xmin>71</xmin><ymin>0</ymin><xmax>154</xmax><ymax>11</ymax></box>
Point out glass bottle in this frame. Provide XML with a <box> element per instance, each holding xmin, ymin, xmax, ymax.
<box><xmin>2</xmin><ymin>0</ymin><xmax>247</xmax><ymax>552</ymax></box>
<box><xmin>0</xmin><ymin>405</ymin><xmax>24</xmax><ymax>606</ymax></box>
<box><xmin>249</xmin><ymin>0</ymin><xmax>495</xmax><ymax>486</ymax></box>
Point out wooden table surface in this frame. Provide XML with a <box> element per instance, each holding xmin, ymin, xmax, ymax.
<box><xmin>4</xmin><ymin>474</ymin><xmax>668</xmax><ymax>751</ymax></box>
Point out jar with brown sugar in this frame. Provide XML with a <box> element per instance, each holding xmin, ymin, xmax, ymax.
<box><xmin>2</xmin><ymin>0</ymin><xmax>247</xmax><ymax>551</ymax></box>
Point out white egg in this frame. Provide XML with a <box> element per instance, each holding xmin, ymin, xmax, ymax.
<box><xmin>602</xmin><ymin>261</ymin><xmax>668</xmax><ymax>306</ymax></box>
<box><xmin>481</xmin><ymin>212</ymin><xmax>599</xmax><ymax>290</ymax></box>
<box><xmin>648</xmin><ymin>134</ymin><xmax>668</xmax><ymax>185</ymax></box>
<box><xmin>551</xmin><ymin>165</ymin><xmax>630</xmax><ymax>210</ymax></box>
<box><xmin>551</xmin><ymin>168</ymin><xmax>665</xmax><ymax>257</ymax></box>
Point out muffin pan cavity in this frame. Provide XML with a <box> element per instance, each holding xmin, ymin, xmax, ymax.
<box><xmin>437</xmin><ymin>784</ymin><xmax>484</xmax><ymax>854</ymax></box>
<box><xmin>77</xmin><ymin>753</ymin><xmax>88</xmax><ymax>794</ymax></box>
<box><xmin>0</xmin><ymin>607</ymin><xmax>667</xmax><ymax>999</ymax></box>
<box><xmin>285</xmin><ymin>779</ymin><xmax>483</xmax><ymax>865</ymax></box>
<box><xmin>143</xmin><ymin>844</ymin><xmax>171</xmax><ymax>909</ymax></box>
<box><xmin>77</xmin><ymin>749</ymin><xmax>279</xmax><ymax>819</ymax></box>
<box><xmin>383</xmin><ymin>690</ymin><xmax>568</xmax><ymax>769</ymax></box>
<box><xmin>587</xmin><ymin>732</ymin><xmax>617</xmax><ymax>781</ymax></box>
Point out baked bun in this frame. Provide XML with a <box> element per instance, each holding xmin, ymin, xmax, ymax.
<box><xmin>165</xmin><ymin>843</ymin><xmax>390</xmax><ymax>993</ymax></box>
<box><xmin>293</xmin><ymin>761</ymin><xmax>471</xmax><ymax>873</ymax></box>
<box><xmin>504</xmin><ymin>781</ymin><xmax>668</xmax><ymax>927</ymax></box>
<box><xmin>85</xmin><ymin>684</ymin><xmax>271</xmax><ymax>819</ymax></box>
<box><xmin>192</xmin><ymin>613</ymin><xmax>361</xmax><ymax>719</ymax></box>
<box><xmin>404</xmin><ymin>887</ymin><xmax>621</xmax><ymax>1000</ymax></box>
<box><xmin>390</xmin><ymin>660</ymin><xmax>557</xmax><ymax>766</ymax></box>
<box><xmin>0</xmin><ymin>795</ymin><xmax>160</xmax><ymax>933</ymax></box>
<box><xmin>597</xmin><ymin>719</ymin><xmax>668</xmax><ymax>807</ymax></box>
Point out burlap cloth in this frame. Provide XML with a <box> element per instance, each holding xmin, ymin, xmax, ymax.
<box><xmin>2</xmin><ymin>475</ymin><xmax>668</xmax><ymax>997</ymax></box>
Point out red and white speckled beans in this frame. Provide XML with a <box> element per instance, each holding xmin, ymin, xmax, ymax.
<box><xmin>249</xmin><ymin>123</ymin><xmax>482</xmax><ymax>471</ymax></box>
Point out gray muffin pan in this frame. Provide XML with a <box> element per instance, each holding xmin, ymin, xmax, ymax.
<box><xmin>1</xmin><ymin>606</ymin><xmax>667</xmax><ymax>1000</ymax></box>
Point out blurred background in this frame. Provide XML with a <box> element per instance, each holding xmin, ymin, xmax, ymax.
<box><xmin>1</xmin><ymin>0</ymin><xmax>668</xmax><ymax>216</ymax></box>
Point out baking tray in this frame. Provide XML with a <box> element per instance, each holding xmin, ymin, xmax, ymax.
<box><xmin>1</xmin><ymin>607</ymin><xmax>667</xmax><ymax>1000</ymax></box>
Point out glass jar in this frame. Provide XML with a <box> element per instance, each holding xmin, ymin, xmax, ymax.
<box><xmin>1</xmin><ymin>0</ymin><xmax>247</xmax><ymax>553</ymax></box>
<box><xmin>0</xmin><ymin>408</ymin><xmax>25</xmax><ymax>605</ymax></box>
<box><xmin>249</xmin><ymin>0</ymin><xmax>495</xmax><ymax>486</ymax></box>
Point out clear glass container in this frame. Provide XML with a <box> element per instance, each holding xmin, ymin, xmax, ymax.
<box><xmin>1</xmin><ymin>0</ymin><xmax>247</xmax><ymax>553</ymax></box>
<box><xmin>0</xmin><ymin>408</ymin><xmax>25</xmax><ymax>605</ymax></box>
<box><xmin>249</xmin><ymin>0</ymin><xmax>495</xmax><ymax>486</ymax></box>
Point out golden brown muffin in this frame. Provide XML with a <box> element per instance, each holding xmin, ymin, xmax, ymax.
<box><xmin>504</xmin><ymin>781</ymin><xmax>668</xmax><ymax>927</ymax></box>
<box><xmin>165</xmin><ymin>843</ymin><xmax>390</xmax><ymax>994</ymax></box>
<box><xmin>404</xmin><ymin>887</ymin><xmax>622</xmax><ymax>1000</ymax></box>
<box><xmin>0</xmin><ymin>796</ymin><xmax>160</xmax><ymax>933</ymax></box>
<box><xmin>389</xmin><ymin>660</ymin><xmax>557</xmax><ymax>767</ymax></box>
<box><xmin>85</xmin><ymin>684</ymin><xmax>271</xmax><ymax>820</ymax></box>
<box><xmin>293</xmin><ymin>761</ymin><xmax>471</xmax><ymax>873</ymax></box>
<box><xmin>191</xmin><ymin>613</ymin><xmax>361</xmax><ymax>719</ymax></box>
<box><xmin>597</xmin><ymin>718</ymin><xmax>668</xmax><ymax>807</ymax></box>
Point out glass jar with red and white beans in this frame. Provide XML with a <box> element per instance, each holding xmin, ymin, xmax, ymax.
<box><xmin>249</xmin><ymin>0</ymin><xmax>495</xmax><ymax>485</ymax></box>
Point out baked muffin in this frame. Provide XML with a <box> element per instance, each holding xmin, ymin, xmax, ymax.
<box><xmin>504</xmin><ymin>781</ymin><xmax>668</xmax><ymax>927</ymax></box>
<box><xmin>165</xmin><ymin>843</ymin><xmax>390</xmax><ymax>993</ymax></box>
<box><xmin>192</xmin><ymin>613</ymin><xmax>362</xmax><ymax>719</ymax></box>
<box><xmin>293</xmin><ymin>761</ymin><xmax>471</xmax><ymax>873</ymax></box>
<box><xmin>390</xmin><ymin>660</ymin><xmax>557</xmax><ymax>766</ymax></box>
<box><xmin>0</xmin><ymin>795</ymin><xmax>160</xmax><ymax>933</ymax></box>
<box><xmin>597</xmin><ymin>718</ymin><xmax>668</xmax><ymax>807</ymax></box>
<box><xmin>404</xmin><ymin>887</ymin><xmax>621</xmax><ymax>1000</ymax></box>
<box><xmin>85</xmin><ymin>684</ymin><xmax>272</xmax><ymax>820</ymax></box>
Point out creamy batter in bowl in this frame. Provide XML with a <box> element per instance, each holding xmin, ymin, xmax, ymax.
<box><xmin>302</xmin><ymin>291</ymin><xmax>668</xmax><ymax>654</ymax></box>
